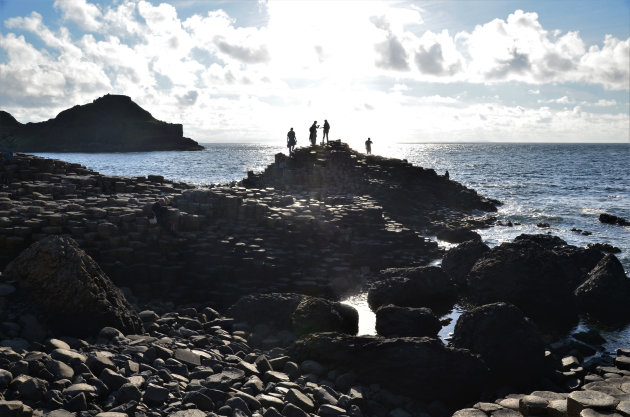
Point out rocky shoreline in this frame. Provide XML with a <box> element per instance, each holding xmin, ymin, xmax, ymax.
<box><xmin>0</xmin><ymin>141</ymin><xmax>629</xmax><ymax>417</ymax></box>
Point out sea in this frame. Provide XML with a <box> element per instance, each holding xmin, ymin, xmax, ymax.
<box><xmin>32</xmin><ymin>142</ymin><xmax>630</xmax><ymax>353</ymax></box>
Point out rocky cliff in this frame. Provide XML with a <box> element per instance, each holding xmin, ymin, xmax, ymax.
<box><xmin>0</xmin><ymin>95</ymin><xmax>204</xmax><ymax>152</ymax></box>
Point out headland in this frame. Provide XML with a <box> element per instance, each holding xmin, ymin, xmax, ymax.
<box><xmin>0</xmin><ymin>95</ymin><xmax>204</xmax><ymax>153</ymax></box>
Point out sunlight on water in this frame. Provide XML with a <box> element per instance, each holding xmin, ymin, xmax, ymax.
<box><xmin>340</xmin><ymin>292</ymin><xmax>376</xmax><ymax>336</ymax></box>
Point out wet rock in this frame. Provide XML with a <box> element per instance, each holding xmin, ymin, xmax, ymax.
<box><xmin>374</xmin><ymin>305</ymin><xmax>441</xmax><ymax>338</ymax></box>
<box><xmin>465</xmin><ymin>239</ymin><xmax>576</xmax><ymax>325</ymax></box>
<box><xmin>290</xmin><ymin>333</ymin><xmax>488</xmax><ymax>406</ymax></box>
<box><xmin>451</xmin><ymin>302</ymin><xmax>546</xmax><ymax>390</ymax></box>
<box><xmin>291</xmin><ymin>297</ymin><xmax>358</xmax><ymax>336</ymax></box>
<box><xmin>599</xmin><ymin>213</ymin><xmax>630</xmax><ymax>226</ymax></box>
<box><xmin>441</xmin><ymin>240</ymin><xmax>490</xmax><ymax>288</ymax></box>
<box><xmin>3</xmin><ymin>235</ymin><xmax>143</xmax><ymax>337</ymax></box>
<box><xmin>575</xmin><ymin>254</ymin><xmax>630</xmax><ymax>321</ymax></box>
<box><xmin>435</xmin><ymin>228</ymin><xmax>481</xmax><ymax>244</ymax></box>
<box><xmin>369</xmin><ymin>267</ymin><xmax>457</xmax><ymax>313</ymax></box>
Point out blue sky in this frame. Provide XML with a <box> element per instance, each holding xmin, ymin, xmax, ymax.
<box><xmin>0</xmin><ymin>0</ymin><xmax>628</xmax><ymax>144</ymax></box>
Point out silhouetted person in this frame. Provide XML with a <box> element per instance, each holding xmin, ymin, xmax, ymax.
<box><xmin>309</xmin><ymin>121</ymin><xmax>319</xmax><ymax>146</ymax></box>
<box><xmin>322</xmin><ymin>120</ymin><xmax>330</xmax><ymax>144</ymax></box>
<box><xmin>287</xmin><ymin>128</ymin><xmax>296</xmax><ymax>154</ymax></box>
<box><xmin>444</xmin><ymin>170</ymin><xmax>449</xmax><ymax>179</ymax></box>
<box><xmin>365</xmin><ymin>137</ymin><xmax>373</xmax><ymax>154</ymax></box>
<box><xmin>152</xmin><ymin>197</ymin><xmax>178</xmax><ymax>236</ymax></box>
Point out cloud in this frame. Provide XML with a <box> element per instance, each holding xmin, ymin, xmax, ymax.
<box><xmin>0</xmin><ymin>1</ymin><xmax>627</xmax><ymax>143</ymax></box>
<box><xmin>375</xmin><ymin>33</ymin><xmax>409</xmax><ymax>70</ymax></box>
<box><xmin>54</xmin><ymin>0</ymin><xmax>102</xmax><ymax>31</ymax></box>
<box><xmin>215</xmin><ymin>37</ymin><xmax>270</xmax><ymax>64</ymax></box>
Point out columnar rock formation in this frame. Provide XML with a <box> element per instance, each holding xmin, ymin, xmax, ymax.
<box><xmin>0</xmin><ymin>142</ymin><xmax>496</xmax><ymax>309</ymax></box>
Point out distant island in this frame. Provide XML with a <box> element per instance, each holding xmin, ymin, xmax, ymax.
<box><xmin>0</xmin><ymin>94</ymin><xmax>204</xmax><ymax>152</ymax></box>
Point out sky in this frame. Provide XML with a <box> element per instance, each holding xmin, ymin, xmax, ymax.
<box><xmin>0</xmin><ymin>0</ymin><xmax>629</xmax><ymax>145</ymax></box>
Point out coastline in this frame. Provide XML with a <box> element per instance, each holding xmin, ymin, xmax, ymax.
<box><xmin>0</xmin><ymin>142</ymin><xmax>629</xmax><ymax>416</ymax></box>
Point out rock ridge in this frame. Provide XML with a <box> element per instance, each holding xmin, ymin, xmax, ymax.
<box><xmin>0</xmin><ymin>94</ymin><xmax>204</xmax><ymax>152</ymax></box>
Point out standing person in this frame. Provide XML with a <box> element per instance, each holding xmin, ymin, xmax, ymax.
<box><xmin>309</xmin><ymin>121</ymin><xmax>319</xmax><ymax>146</ymax></box>
<box><xmin>365</xmin><ymin>137</ymin><xmax>373</xmax><ymax>154</ymax></box>
<box><xmin>151</xmin><ymin>197</ymin><xmax>178</xmax><ymax>236</ymax></box>
<box><xmin>322</xmin><ymin>120</ymin><xmax>330</xmax><ymax>144</ymax></box>
<box><xmin>287</xmin><ymin>128</ymin><xmax>296</xmax><ymax>154</ymax></box>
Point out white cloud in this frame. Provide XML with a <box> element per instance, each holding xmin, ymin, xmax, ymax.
<box><xmin>53</xmin><ymin>0</ymin><xmax>102</xmax><ymax>32</ymax></box>
<box><xmin>0</xmin><ymin>1</ymin><xmax>627</xmax><ymax>143</ymax></box>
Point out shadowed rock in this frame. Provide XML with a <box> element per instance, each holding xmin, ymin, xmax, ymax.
<box><xmin>441</xmin><ymin>240</ymin><xmax>490</xmax><ymax>288</ymax></box>
<box><xmin>375</xmin><ymin>305</ymin><xmax>441</xmax><ymax>337</ymax></box>
<box><xmin>450</xmin><ymin>302</ymin><xmax>547</xmax><ymax>390</ymax></box>
<box><xmin>290</xmin><ymin>332</ymin><xmax>489</xmax><ymax>406</ymax></box>
<box><xmin>465</xmin><ymin>239</ymin><xmax>576</xmax><ymax>325</ymax></box>
<box><xmin>3</xmin><ymin>235</ymin><xmax>143</xmax><ymax>337</ymax></box>
<box><xmin>574</xmin><ymin>254</ymin><xmax>630</xmax><ymax>321</ymax></box>
<box><xmin>228</xmin><ymin>293</ymin><xmax>358</xmax><ymax>336</ymax></box>
<box><xmin>368</xmin><ymin>266</ymin><xmax>457</xmax><ymax>314</ymax></box>
<box><xmin>599</xmin><ymin>213</ymin><xmax>630</xmax><ymax>226</ymax></box>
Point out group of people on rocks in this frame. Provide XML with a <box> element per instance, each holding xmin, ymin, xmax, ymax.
<box><xmin>286</xmin><ymin>120</ymin><xmax>374</xmax><ymax>155</ymax></box>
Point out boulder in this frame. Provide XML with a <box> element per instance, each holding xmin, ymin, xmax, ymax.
<box><xmin>441</xmin><ymin>240</ymin><xmax>490</xmax><ymax>288</ymax></box>
<box><xmin>375</xmin><ymin>305</ymin><xmax>441</xmax><ymax>337</ymax></box>
<box><xmin>552</xmin><ymin>245</ymin><xmax>605</xmax><ymax>289</ymax></box>
<box><xmin>599</xmin><ymin>213</ymin><xmax>630</xmax><ymax>226</ymax></box>
<box><xmin>228</xmin><ymin>293</ymin><xmax>358</xmax><ymax>336</ymax></box>
<box><xmin>450</xmin><ymin>302</ymin><xmax>547</xmax><ymax>390</ymax></box>
<box><xmin>291</xmin><ymin>297</ymin><xmax>358</xmax><ymax>336</ymax></box>
<box><xmin>465</xmin><ymin>239</ymin><xmax>576</xmax><ymax>324</ymax></box>
<box><xmin>227</xmin><ymin>293</ymin><xmax>303</xmax><ymax>329</ymax></box>
<box><xmin>3</xmin><ymin>236</ymin><xmax>143</xmax><ymax>337</ymax></box>
<box><xmin>513</xmin><ymin>234</ymin><xmax>567</xmax><ymax>250</ymax></box>
<box><xmin>368</xmin><ymin>267</ymin><xmax>456</xmax><ymax>313</ymax></box>
<box><xmin>435</xmin><ymin>228</ymin><xmax>481</xmax><ymax>244</ymax></box>
<box><xmin>574</xmin><ymin>254</ymin><xmax>630</xmax><ymax>321</ymax></box>
<box><xmin>290</xmin><ymin>332</ymin><xmax>489</xmax><ymax>406</ymax></box>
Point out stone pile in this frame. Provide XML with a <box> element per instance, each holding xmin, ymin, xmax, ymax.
<box><xmin>0</xmin><ymin>307</ymin><xmax>448</xmax><ymax>417</ymax></box>
<box><xmin>451</xmin><ymin>348</ymin><xmax>630</xmax><ymax>417</ymax></box>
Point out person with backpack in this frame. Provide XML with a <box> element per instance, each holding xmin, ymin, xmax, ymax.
<box><xmin>287</xmin><ymin>128</ymin><xmax>297</xmax><ymax>154</ymax></box>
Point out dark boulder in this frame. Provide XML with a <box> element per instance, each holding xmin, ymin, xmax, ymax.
<box><xmin>369</xmin><ymin>266</ymin><xmax>457</xmax><ymax>313</ymax></box>
<box><xmin>587</xmin><ymin>243</ymin><xmax>621</xmax><ymax>254</ymax></box>
<box><xmin>450</xmin><ymin>302</ymin><xmax>547</xmax><ymax>390</ymax></box>
<box><xmin>227</xmin><ymin>293</ymin><xmax>358</xmax><ymax>335</ymax></box>
<box><xmin>465</xmin><ymin>239</ymin><xmax>576</xmax><ymax>324</ymax></box>
<box><xmin>599</xmin><ymin>213</ymin><xmax>630</xmax><ymax>226</ymax></box>
<box><xmin>513</xmin><ymin>234</ymin><xmax>567</xmax><ymax>250</ymax></box>
<box><xmin>227</xmin><ymin>293</ymin><xmax>303</xmax><ymax>329</ymax></box>
<box><xmin>3</xmin><ymin>235</ymin><xmax>143</xmax><ymax>337</ymax></box>
<box><xmin>375</xmin><ymin>305</ymin><xmax>441</xmax><ymax>337</ymax></box>
<box><xmin>552</xmin><ymin>245</ymin><xmax>604</xmax><ymax>289</ymax></box>
<box><xmin>290</xmin><ymin>332</ymin><xmax>489</xmax><ymax>406</ymax></box>
<box><xmin>441</xmin><ymin>240</ymin><xmax>490</xmax><ymax>288</ymax></box>
<box><xmin>291</xmin><ymin>297</ymin><xmax>358</xmax><ymax>336</ymax></box>
<box><xmin>435</xmin><ymin>228</ymin><xmax>481</xmax><ymax>244</ymax></box>
<box><xmin>574</xmin><ymin>254</ymin><xmax>630</xmax><ymax>321</ymax></box>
